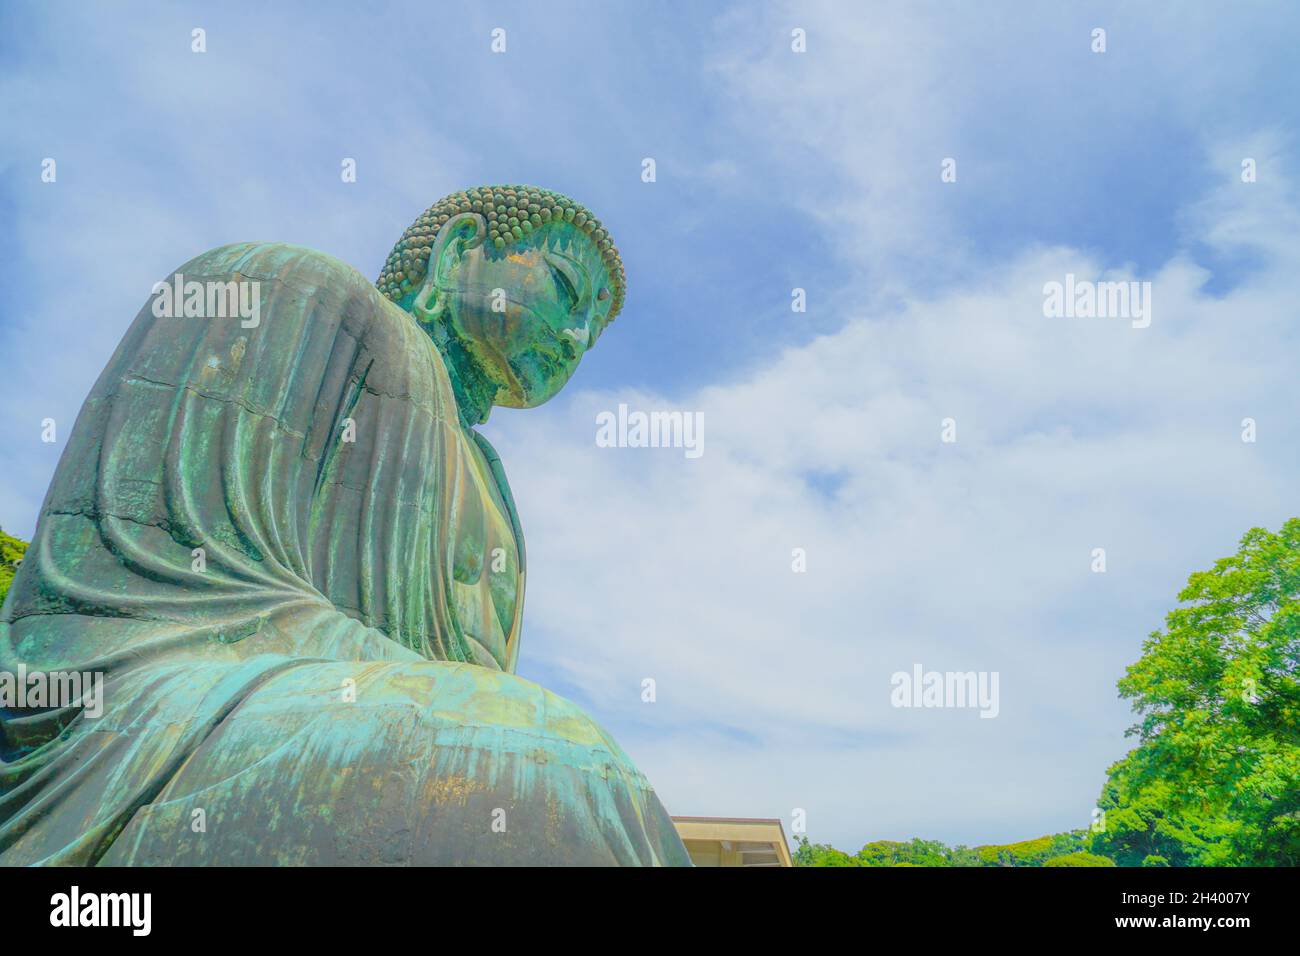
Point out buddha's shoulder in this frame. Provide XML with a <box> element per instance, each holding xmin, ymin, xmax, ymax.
<box><xmin>177</xmin><ymin>242</ymin><xmax>389</xmax><ymax>307</ymax></box>
<box><xmin>170</xmin><ymin>242</ymin><xmax>423</xmax><ymax>353</ymax></box>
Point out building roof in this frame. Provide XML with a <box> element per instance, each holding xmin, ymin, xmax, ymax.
<box><xmin>670</xmin><ymin>816</ymin><xmax>793</xmax><ymax>867</ymax></box>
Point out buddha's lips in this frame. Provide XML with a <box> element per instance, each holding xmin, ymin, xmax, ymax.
<box><xmin>509</xmin><ymin>334</ymin><xmax>580</xmax><ymax>380</ymax></box>
<box><xmin>555</xmin><ymin>335</ymin><xmax>580</xmax><ymax>362</ymax></box>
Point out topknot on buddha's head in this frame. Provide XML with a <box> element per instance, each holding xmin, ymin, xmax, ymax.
<box><xmin>376</xmin><ymin>185</ymin><xmax>627</xmax><ymax>323</ymax></box>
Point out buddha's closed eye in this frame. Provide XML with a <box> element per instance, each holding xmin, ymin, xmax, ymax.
<box><xmin>545</xmin><ymin>256</ymin><xmax>583</xmax><ymax>313</ymax></box>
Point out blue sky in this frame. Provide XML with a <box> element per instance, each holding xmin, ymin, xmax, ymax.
<box><xmin>3</xmin><ymin>1</ymin><xmax>1300</xmax><ymax>851</ymax></box>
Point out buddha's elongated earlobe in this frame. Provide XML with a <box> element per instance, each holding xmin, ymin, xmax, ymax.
<box><xmin>411</xmin><ymin>212</ymin><xmax>487</xmax><ymax>324</ymax></box>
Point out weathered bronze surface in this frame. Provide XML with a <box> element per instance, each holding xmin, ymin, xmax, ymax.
<box><xmin>0</xmin><ymin>187</ymin><xmax>689</xmax><ymax>865</ymax></box>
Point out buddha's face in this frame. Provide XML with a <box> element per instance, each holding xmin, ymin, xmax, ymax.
<box><xmin>442</xmin><ymin>222</ymin><xmax>616</xmax><ymax>408</ymax></box>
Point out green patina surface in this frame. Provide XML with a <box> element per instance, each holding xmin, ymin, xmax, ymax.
<box><xmin>0</xmin><ymin>187</ymin><xmax>689</xmax><ymax>866</ymax></box>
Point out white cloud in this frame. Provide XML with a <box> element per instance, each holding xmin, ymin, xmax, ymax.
<box><xmin>493</xmin><ymin>158</ymin><xmax>1300</xmax><ymax>847</ymax></box>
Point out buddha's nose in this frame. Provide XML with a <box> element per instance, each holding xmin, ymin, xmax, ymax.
<box><xmin>561</xmin><ymin>324</ymin><xmax>590</xmax><ymax>353</ymax></box>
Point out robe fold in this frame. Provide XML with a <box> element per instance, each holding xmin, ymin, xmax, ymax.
<box><xmin>0</xmin><ymin>242</ymin><xmax>688</xmax><ymax>866</ymax></box>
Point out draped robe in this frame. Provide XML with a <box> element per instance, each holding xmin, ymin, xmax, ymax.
<box><xmin>0</xmin><ymin>242</ymin><xmax>688</xmax><ymax>866</ymax></box>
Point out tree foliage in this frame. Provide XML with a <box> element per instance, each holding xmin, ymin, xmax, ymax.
<box><xmin>1042</xmin><ymin>851</ymin><xmax>1115</xmax><ymax>867</ymax></box>
<box><xmin>0</xmin><ymin>527</ymin><xmax>28</xmax><ymax>610</ymax></box>
<box><xmin>1092</xmin><ymin>519</ymin><xmax>1300</xmax><ymax>866</ymax></box>
<box><xmin>793</xmin><ymin>832</ymin><xmax>1090</xmax><ymax>867</ymax></box>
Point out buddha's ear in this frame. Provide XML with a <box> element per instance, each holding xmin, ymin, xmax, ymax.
<box><xmin>411</xmin><ymin>212</ymin><xmax>487</xmax><ymax>323</ymax></box>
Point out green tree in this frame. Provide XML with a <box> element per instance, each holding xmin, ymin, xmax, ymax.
<box><xmin>1091</xmin><ymin>772</ymin><xmax>1224</xmax><ymax>865</ymax></box>
<box><xmin>947</xmin><ymin>844</ymin><xmax>984</xmax><ymax>867</ymax></box>
<box><xmin>0</xmin><ymin>527</ymin><xmax>28</xmax><ymax>609</ymax></box>
<box><xmin>856</xmin><ymin>838</ymin><xmax>951</xmax><ymax>867</ymax></box>
<box><xmin>792</xmin><ymin>836</ymin><xmax>858</xmax><ymax>867</ymax></box>
<box><xmin>1093</xmin><ymin>519</ymin><xmax>1300</xmax><ymax>866</ymax></box>
<box><xmin>1042</xmin><ymin>851</ymin><xmax>1115</xmax><ymax>867</ymax></box>
<box><xmin>795</xmin><ymin>832</ymin><xmax>1103</xmax><ymax>867</ymax></box>
<box><xmin>973</xmin><ymin>832</ymin><xmax>1089</xmax><ymax>866</ymax></box>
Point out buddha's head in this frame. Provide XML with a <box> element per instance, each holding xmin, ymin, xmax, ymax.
<box><xmin>378</xmin><ymin>186</ymin><xmax>625</xmax><ymax>421</ymax></box>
